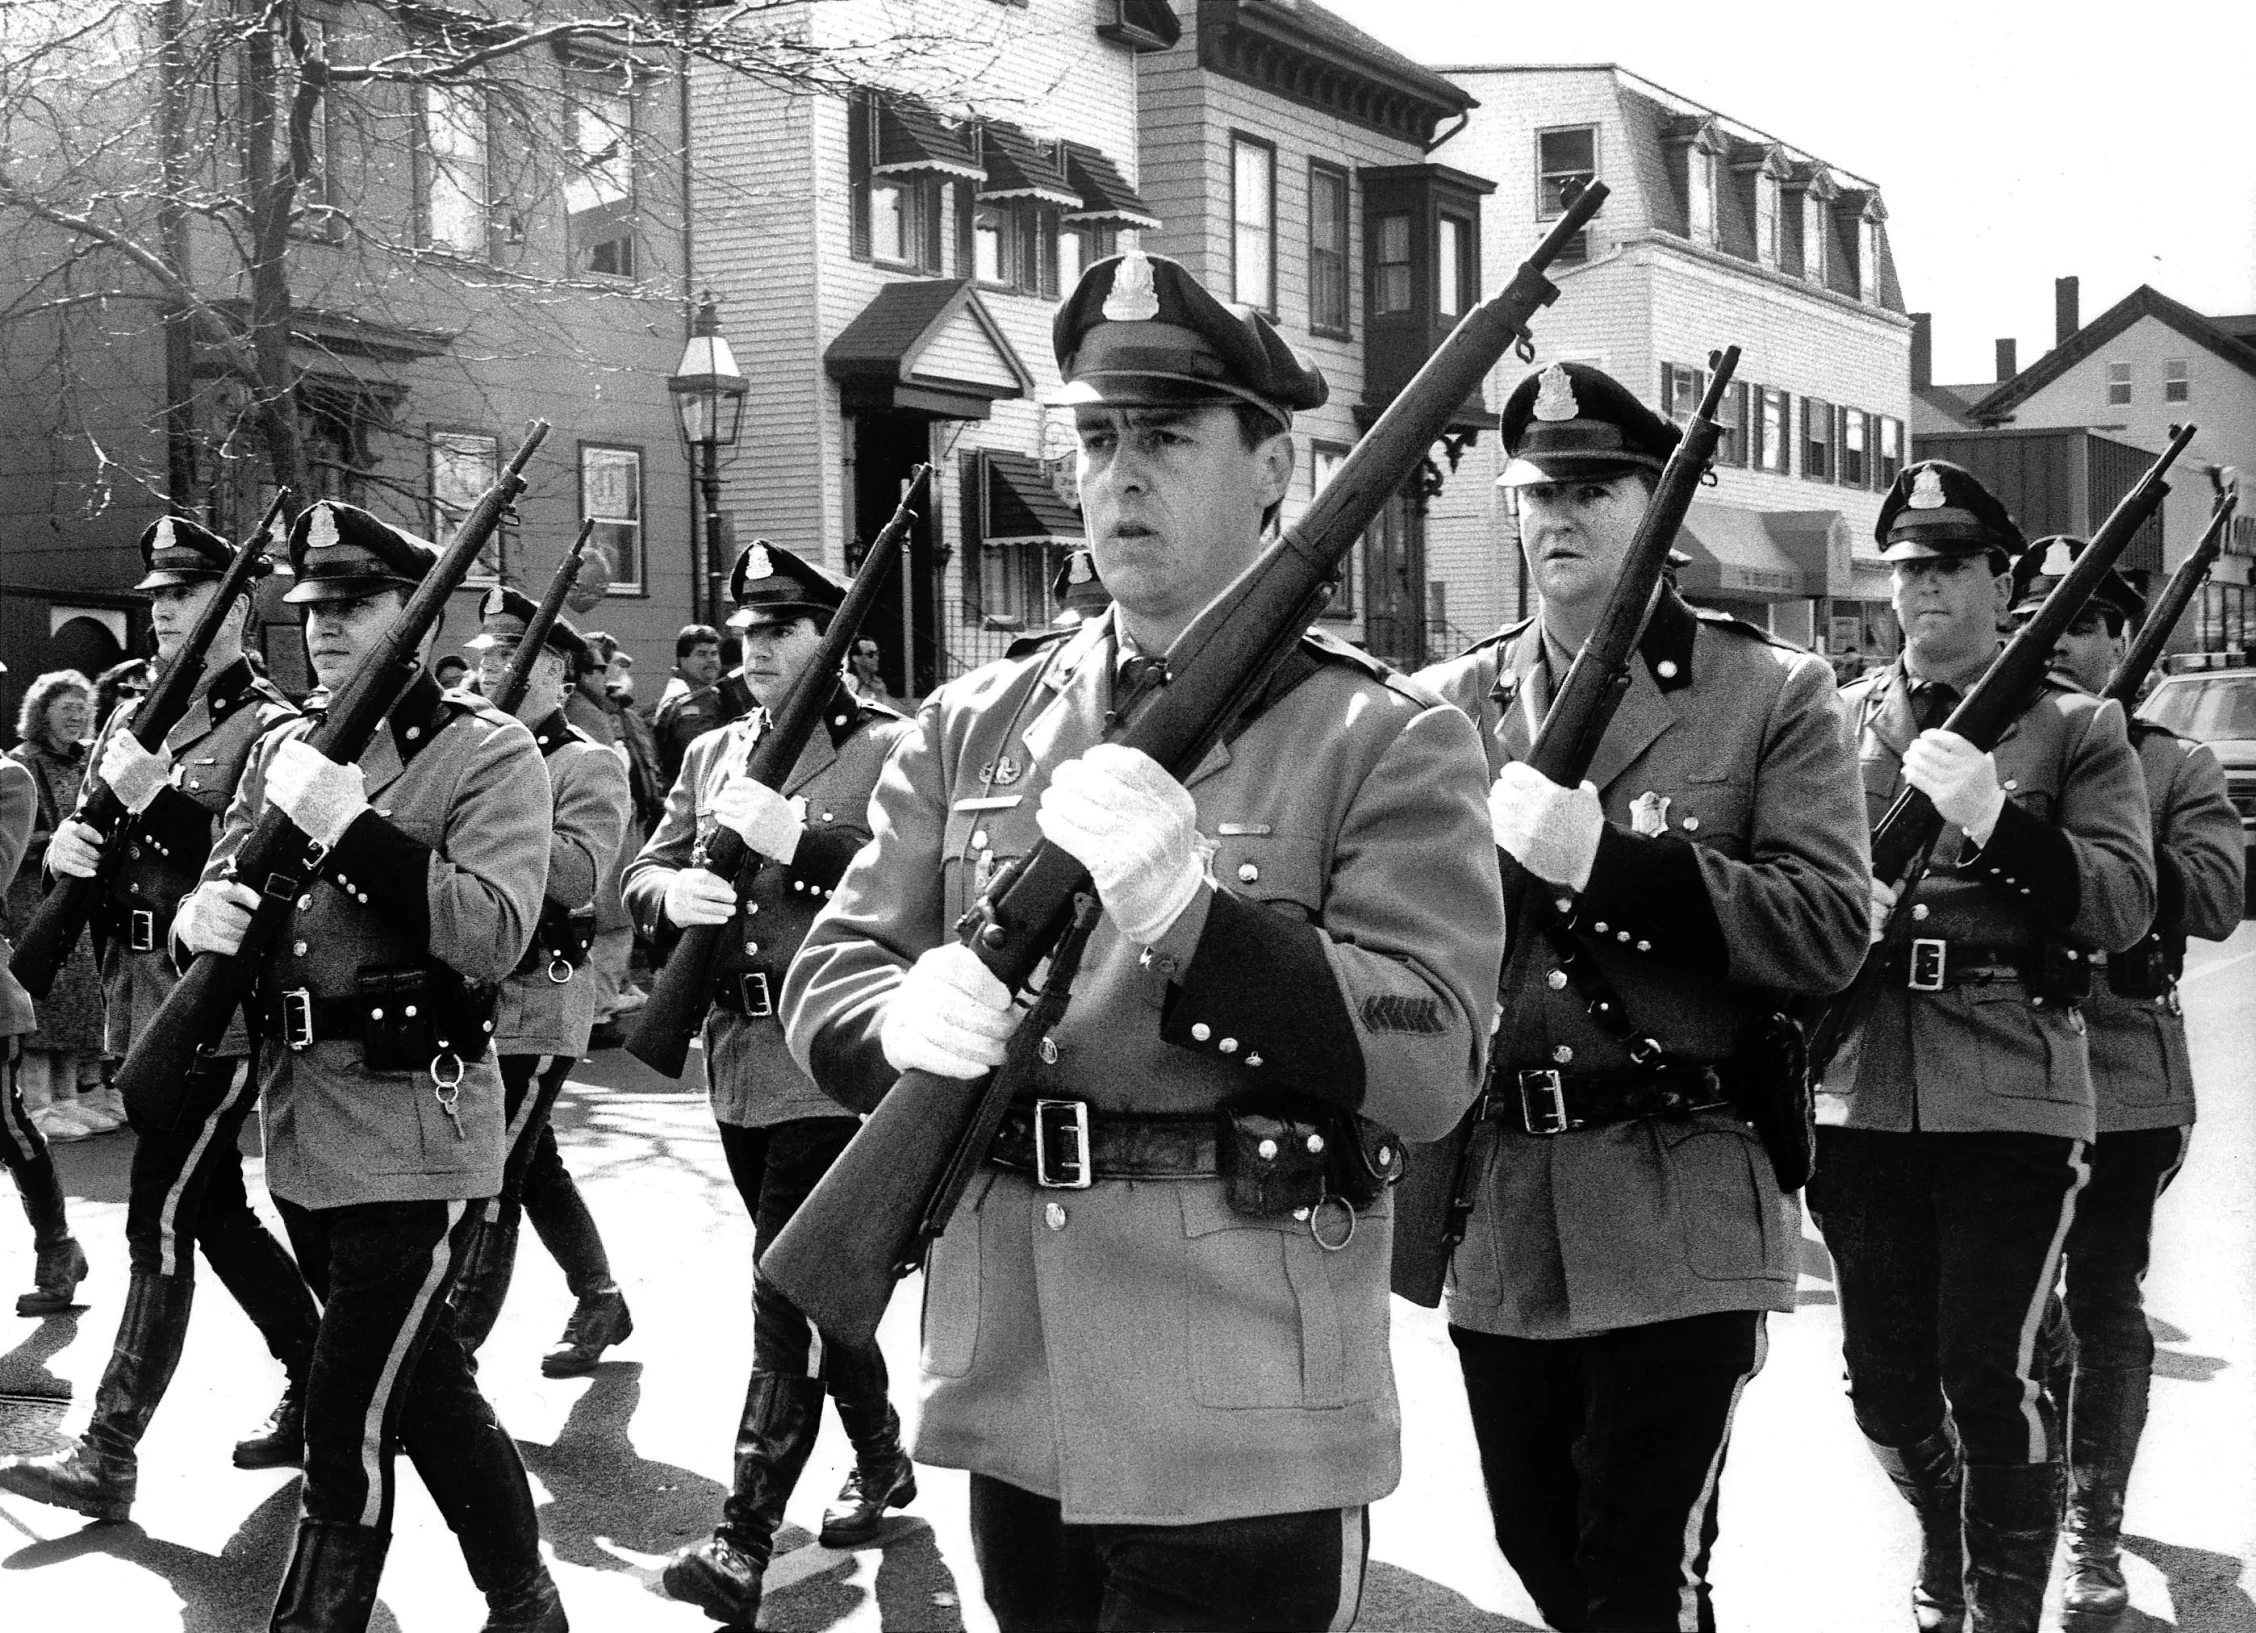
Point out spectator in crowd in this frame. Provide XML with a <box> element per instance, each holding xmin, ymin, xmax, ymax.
<box><xmin>844</xmin><ymin>637</ymin><xmax>902</xmax><ymax>710</ymax></box>
<box><xmin>650</xmin><ymin>623</ymin><xmax>739</xmax><ymax>793</ymax></box>
<box><xmin>5</xmin><ymin>671</ymin><xmax>119</xmax><ymax>1140</ymax></box>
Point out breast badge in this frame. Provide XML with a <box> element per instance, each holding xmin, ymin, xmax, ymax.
<box><xmin>1630</xmin><ymin>791</ymin><xmax>1672</xmax><ymax>837</ymax></box>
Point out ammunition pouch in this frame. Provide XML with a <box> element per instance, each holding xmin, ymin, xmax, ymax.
<box><xmin>2105</xmin><ymin>932</ymin><xmax>2180</xmax><ymax>1000</ymax></box>
<box><xmin>2029</xmin><ymin>937</ymin><xmax>2095</xmax><ymax>1007</ymax></box>
<box><xmin>1715</xmin><ymin>1009</ymin><xmax>1816</xmax><ymax>1194</ymax></box>
<box><xmin>1217</xmin><ymin>1091</ymin><xmax>1404</xmax><ymax>1220</ymax></box>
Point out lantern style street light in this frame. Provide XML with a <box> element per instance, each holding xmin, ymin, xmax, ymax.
<box><xmin>669</xmin><ymin>292</ymin><xmax>749</xmax><ymax>626</ymax></box>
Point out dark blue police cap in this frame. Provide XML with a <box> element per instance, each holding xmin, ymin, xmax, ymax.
<box><xmin>284</xmin><ymin>502</ymin><xmax>438</xmax><ymax>605</ymax></box>
<box><xmin>1051</xmin><ymin>547</ymin><xmax>1110</xmax><ymax>625</ymax></box>
<box><xmin>1051</xmin><ymin>248</ymin><xmax>1327</xmax><ymax>430</ymax></box>
<box><xmin>1876</xmin><ymin>461</ymin><xmax>2024</xmax><ymax>565</ymax></box>
<box><xmin>1497</xmin><ymin>363</ymin><xmax>1680</xmax><ymax>488</ymax></box>
<box><xmin>727</xmin><ymin>540</ymin><xmax>845</xmax><ymax>630</ymax></box>
<box><xmin>465</xmin><ymin>585</ymin><xmax>592</xmax><ymax>670</ymax></box>
<box><xmin>136</xmin><ymin>515</ymin><xmax>264</xmax><ymax>592</ymax></box>
<box><xmin>2009</xmin><ymin>536</ymin><xmax>2145</xmax><ymax>628</ymax></box>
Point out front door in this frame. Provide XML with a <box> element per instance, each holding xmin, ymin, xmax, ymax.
<box><xmin>851</xmin><ymin>412</ymin><xmax>940</xmax><ymax>699</ymax></box>
<box><xmin>1360</xmin><ymin>484</ymin><xmax>1426</xmax><ymax>668</ymax></box>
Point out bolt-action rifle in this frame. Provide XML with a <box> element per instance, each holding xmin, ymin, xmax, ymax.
<box><xmin>10</xmin><ymin>491</ymin><xmax>290</xmax><ymax>999</ymax></box>
<box><xmin>758</xmin><ymin>183</ymin><xmax>1613</xmax><ymax>1346</ymax></box>
<box><xmin>625</xmin><ymin>464</ymin><xmax>929</xmax><ymax>1079</ymax></box>
<box><xmin>488</xmin><ymin>520</ymin><xmax>597</xmax><ymax>716</ymax></box>
<box><xmin>1390</xmin><ymin>347</ymin><xmax>1743</xmax><ymax>1307</ymax></box>
<box><xmin>1802</xmin><ymin>422</ymin><xmax>2197</xmax><ymax>1087</ymax></box>
<box><xmin>112</xmin><ymin>422</ymin><xmax>550</xmax><ymax>1131</ymax></box>
<box><xmin>2104</xmin><ymin>478</ymin><xmax>2236</xmax><ymax>709</ymax></box>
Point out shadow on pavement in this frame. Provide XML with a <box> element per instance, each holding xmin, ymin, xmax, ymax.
<box><xmin>2115</xmin><ymin>1534</ymin><xmax>2256</xmax><ymax>1632</ymax></box>
<box><xmin>1359</xmin><ymin>1560</ymin><xmax>1547</xmax><ymax>1631</ymax></box>
<box><xmin>0</xmin><ymin>1475</ymin><xmax>306</xmax><ymax>1633</ymax></box>
<box><xmin>0</xmin><ymin>1308</ymin><xmax>82</xmax><ymax>1403</ymax></box>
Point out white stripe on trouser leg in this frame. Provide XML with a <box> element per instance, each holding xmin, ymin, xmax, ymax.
<box><xmin>358</xmin><ymin>1199</ymin><xmax>468</xmax><ymax>1528</ymax></box>
<box><xmin>1327</xmin><ymin>1505</ymin><xmax>1367</xmax><ymax>1633</ymax></box>
<box><xmin>1676</xmin><ymin>1317</ymin><xmax>1768</xmax><ymax>1632</ymax></box>
<box><xmin>2013</xmin><ymin>1140</ymin><xmax>2091</xmax><ymax>1464</ymax></box>
<box><xmin>803</xmin><ymin>1315</ymin><xmax>825</xmax><ymax>1381</ymax></box>
<box><xmin>155</xmin><ymin>1059</ymin><xmax>251</xmax><ymax>1278</ymax></box>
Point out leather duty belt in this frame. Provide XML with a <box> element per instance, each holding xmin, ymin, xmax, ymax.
<box><xmin>709</xmin><ymin>971</ymin><xmax>775</xmax><ymax>1018</ymax></box>
<box><xmin>245</xmin><ymin>989</ymin><xmax>399</xmax><ymax>1052</ymax></box>
<box><xmin>1898</xmin><ymin>939</ymin><xmax>2030</xmax><ymax>993</ymax></box>
<box><xmin>988</xmin><ymin>1098</ymin><xmax>1219</xmax><ymax>1188</ymax></box>
<box><xmin>1485</xmin><ymin>1065</ymin><xmax>1729</xmax><ymax>1138</ymax></box>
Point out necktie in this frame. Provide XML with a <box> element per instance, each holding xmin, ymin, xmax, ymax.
<box><xmin>1913</xmin><ymin>681</ymin><xmax>1958</xmax><ymax>734</ymax></box>
<box><xmin>1109</xmin><ymin>654</ymin><xmax>1166</xmax><ymax>726</ymax></box>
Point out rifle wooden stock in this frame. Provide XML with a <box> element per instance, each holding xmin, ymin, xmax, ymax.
<box><xmin>2106</xmin><ymin>487</ymin><xmax>2236</xmax><ymax>708</ymax></box>
<box><xmin>759</xmin><ymin>184</ymin><xmax>1611</xmax><ymax>1346</ymax></box>
<box><xmin>1803</xmin><ymin>422</ymin><xmax>2197</xmax><ymax>1083</ymax></box>
<box><xmin>113</xmin><ymin>423</ymin><xmax>550</xmax><ymax>1130</ymax></box>
<box><xmin>625</xmin><ymin>465</ymin><xmax>929</xmax><ymax>1079</ymax></box>
<box><xmin>489</xmin><ymin>520</ymin><xmax>596</xmax><ymax>716</ymax></box>
<box><xmin>11</xmin><ymin>492</ymin><xmax>289</xmax><ymax>1000</ymax></box>
<box><xmin>1391</xmin><ymin>348</ymin><xmax>1743</xmax><ymax>1307</ymax></box>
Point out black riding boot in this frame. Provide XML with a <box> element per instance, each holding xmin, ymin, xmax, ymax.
<box><xmin>270</xmin><ymin>1517</ymin><xmax>390</xmax><ymax>1633</ymax></box>
<box><xmin>11</xmin><ymin>1149</ymin><xmax>87</xmax><ymax>1316</ymax></box>
<box><xmin>0</xmin><ymin>1271</ymin><xmax>193</xmax><ymax>1521</ymax></box>
<box><xmin>2064</xmin><ymin>1366</ymin><xmax>2147</xmax><ymax>1619</ymax></box>
<box><xmin>448</xmin><ymin>1202</ymin><xmax>524</xmax><ymax>1357</ymax></box>
<box><xmin>234</xmin><ymin>1375</ymin><xmax>309</xmax><ymax>1471</ymax></box>
<box><xmin>1963</xmin><ymin>1462</ymin><xmax>2066</xmax><ymax>1633</ymax></box>
<box><xmin>1867</xmin><ymin>1427</ymin><xmax>1966</xmax><ymax>1633</ymax></box>
<box><xmin>820</xmin><ymin>1389</ymin><xmax>917</xmax><ymax>1548</ymax></box>
<box><xmin>663</xmin><ymin>1374</ymin><xmax>823</xmax><ymax>1624</ymax></box>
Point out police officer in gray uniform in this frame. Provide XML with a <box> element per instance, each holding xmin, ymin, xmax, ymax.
<box><xmin>446</xmin><ymin>588</ymin><xmax>633</xmax><ymax>1372</ymax></box>
<box><xmin>1813</xmin><ymin>464</ymin><xmax>2154</xmax><ymax>1633</ymax></box>
<box><xmin>176</xmin><ymin>501</ymin><xmax>563</xmax><ymax>1632</ymax></box>
<box><xmin>0</xmin><ymin>517</ymin><xmax>319</xmax><ymax>1526</ymax></box>
<box><xmin>2005</xmin><ymin>540</ymin><xmax>2244</xmax><ymax>1618</ymax></box>
<box><xmin>1418</xmin><ymin>363</ymin><xmax>1871</xmax><ymax>1632</ymax></box>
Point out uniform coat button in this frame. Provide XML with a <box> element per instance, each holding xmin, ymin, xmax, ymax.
<box><xmin>1547</xmin><ymin>970</ymin><xmax>1568</xmax><ymax>990</ymax></box>
<box><xmin>1191</xmin><ymin>1023</ymin><xmax>1211</xmax><ymax>1041</ymax></box>
<box><xmin>1682</xmin><ymin>816</ymin><xmax>1700</xmax><ymax>832</ymax></box>
<box><xmin>292</xmin><ymin>940</ymin><xmax>308</xmax><ymax>955</ymax></box>
<box><xmin>1044</xmin><ymin>1202</ymin><xmax>1068</xmax><ymax>1231</ymax></box>
<box><xmin>1552</xmin><ymin>1044</ymin><xmax>1574</xmax><ymax>1064</ymax></box>
<box><xmin>1238</xmin><ymin>862</ymin><xmax>1260</xmax><ymax>883</ymax></box>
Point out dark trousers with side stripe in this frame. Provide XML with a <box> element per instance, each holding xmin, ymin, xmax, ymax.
<box><xmin>2060</xmin><ymin>1126</ymin><xmax>2188</xmax><ymax>1376</ymax></box>
<box><xmin>719</xmin><ymin>1116</ymin><xmax>884</xmax><ymax>1393</ymax></box>
<box><xmin>123</xmin><ymin>1054</ymin><xmax>317</xmax><ymax>1375</ymax></box>
<box><xmin>2</xmin><ymin>1039</ymin><xmax>70</xmax><ymax>1252</ymax></box>
<box><xmin>1453</xmin><ymin>1310</ymin><xmax>1765</xmax><ymax>1633</ymax></box>
<box><xmin>1805</xmin><ymin>1128</ymin><xmax>2087</xmax><ymax>1465</ymax></box>
<box><xmin>277</xmin><ymin>1196</ymin><xmax>538</xmax><ymax>1556</ymax></box>
<box><xmin>969</xmin><ymin>1474</ymin><xmax>1368</xmax><ymax>1633</ymax></box>
<box><xmin>494</xmin><ymin>1054</ymin><xmax>613</xmax><ymax>1297</ymax></box>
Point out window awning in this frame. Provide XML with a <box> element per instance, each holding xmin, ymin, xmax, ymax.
<box><xmin>875</xmin><ymin>97</ymin><xmax>984</xmax><ymax>183</ymax></box>
<box><xmin>1062</xmin><ymin>142</ymin><xmax>1160</xmax><ymax>232</ymax></box>
<box><xmin>979</xmin><ymin>450</ymin><xmax>1082</xmax><ymax>545</ymax></box>
<box><xmin>1674</xmin><ymin>502</ymin><xmax>1858</xmax><ymax>601</ymax></box>
<box><xmin>979</xmin><ymin>122</ymin><xmax>1082</xmax><ymax>208</ymax></box>
<box><xmin>824</xmin><ymin>279</ymin><xmax>1036</xmax><ymax>421</ymax></box>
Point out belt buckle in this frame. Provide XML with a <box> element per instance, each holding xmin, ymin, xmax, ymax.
<box><xmin>1033</xmin><ymin>1098</ymin><xmax>1093</xmax><ymax>1189</ymax></box>
<box><xmin>280</xmin><ymin>988</ymin><xmax>315</xmax><ymax>1051</ymax></box>
<box><xmin>1517</xmin><ymin>1069</ymin><xmax>1571</xmax><ymax>1136</ymax></box>
<box><xmin>128</xmin><ymin>908</ymin><xmax>156</xmax><ymax>953</ymax></box>
<box><xmin>1908</xmin><ymin>938</ymin><xmax>1947</xmax><ymax>992</ymax></box>
<box><xmin>738</xmin><ymin>972</ymin><xmax>772</xmax><ymax>1018</ymax></box>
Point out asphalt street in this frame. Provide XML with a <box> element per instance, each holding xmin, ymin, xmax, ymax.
<box><xmin>4</xmin><ymin>923</ymin><xmax>2253</xmax><ymax>1631</ymax></box>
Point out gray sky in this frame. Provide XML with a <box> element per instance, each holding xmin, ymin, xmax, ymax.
<box><xmin>1323</xmin><ymin>0</ymin><xmax>2256</xmax><ymax>385</ymax></box>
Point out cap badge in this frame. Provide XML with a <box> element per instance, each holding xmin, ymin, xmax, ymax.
<box><xmin>1532</xmin><ymin>363</ymin><xmax>1579</xmax><ymax>423</ymax></box>
<box><xmin>152</xmin><ymin>517</ymin><xmax>178</xmax><ymax>552</ymax></box>
<box><xmin>2041</xmin><ymin>538</ymin><xmax>2075</xmax><ymax>576</ymax></box>
<box><xmin>1908</xmin><ymin>467</ymin><xmax>1947</xmax><ymax>510</ymax></box>
<box><xmin>741</xmin><ymin>543</ymin><xmax>773</xmax><ymax>584</ymax></box>
<box><xmin>1067</xmin><ymin>553</ymin><xmax>1094</xmax><ymax>585</ymax></box>
<box><xmin>1102</xmin><ymin>248</ymin><xmax>1160</xmax><ymax>322</ymax></box>
<box><xmin>307</xmin><ymin>504</ymin><xmax>340</xmax><ymax>551</ymax></box>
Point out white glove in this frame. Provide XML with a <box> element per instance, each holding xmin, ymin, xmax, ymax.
<box><xmin>1903</xmin><ymin>729</ymin><xmax>2006</xmax><ymax>844</ymax></box>
<box><xmin>1489</xmin><ymin>761</ymin><xmax>1605</xmax><ymax>892</ymax></box>
<box><xmin>1035</xmin><ymin>743</ymin><xmax>1206</xmax><ymax>945</ymax></box>
<box><xmin>264</xmin><ymin>738</ymin><xmax>370</xmax><ymax>849</ymax></box>
<box><xmin>176</xmin><ymin>880</ymin><xmax>259</xmax><ymax>957</ymax></box>
<box><xmin>713</xmin><ymin>777</ymin><xmax>804</xmax><ymax>864</ymax></box>
<box><xmin>99</xmin><ymin>733</ymin><xmax>172</xmax><ymax>814</ymax></box>
<box><xmin>1867</xmin><ymin>875</ymin><xmax>1899</xmax><ymax>946</ymax></box>
<box><xmin>880</xmin><ymin>942</ymin><xmax>1016</xmax><ymax>1080</ymax></box>
<box><xmin>47</xmin><ymin>819</ymin><xmax>104</xmax><ymax>880</ymax></box>
<box><xmin>663</xmin><ymin>866</ymin><xmax>737</xmax><ymax>928</ymax></box>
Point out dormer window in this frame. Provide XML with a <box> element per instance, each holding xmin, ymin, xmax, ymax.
<box><xmin>1802</xmin><ymin>192</ymin><xmax>1828</xmax><ymax>286</ymax></box>
<box><xmin>1687</xmin><ymin>146</ymin><xmax>1717</xmax><ymax>245</ymax></box>
<box><xmin>1858</xmin><ymin>216</ymin><xmax>1879</xmax><ymax>302</ymax></box>
<box><xmin>1755</xmin><ymin>174</ymin><xmax>1780</xmax><ymax>269</ymax></box>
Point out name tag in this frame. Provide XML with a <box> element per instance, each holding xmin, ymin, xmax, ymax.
<box><xmin>952</xmin><ymin>796</ymin><xmax>1023</xmax><ymax>812</ymax></box>
<box><xmin>1218</xmin><ymin>822</ymin><xmax>1272</xmax><ymax>836</ymax></box>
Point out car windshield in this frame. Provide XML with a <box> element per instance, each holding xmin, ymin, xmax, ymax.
<box><xmin>2143</xmin><ymin>677</ymin><xmax>2256</xmax><ymax>741</ymax></box>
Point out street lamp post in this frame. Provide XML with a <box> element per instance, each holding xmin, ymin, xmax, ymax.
<box><xmin>668</xmin><ymin>292</ymin><xmax>749</xmax><ymax>627</ymax></box>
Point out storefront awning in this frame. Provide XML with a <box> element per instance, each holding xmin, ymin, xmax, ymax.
<box><xmin>825</xmin><ymin>280</ymin><xmax>1036</xmax><ymax>421</ymax></box>
<box><xmin>978</xmin><ymin>122</ymin><xmax>1082</xmax><ymax>208</ymax></box>
<box><xmin>1062</xmin><ymin>142</ymin><xmax>1160</xmax><ymax>232</ymax></box>
<box><xmin>875</xmin><ymin>97</ymin><xmax>984</xmax><ymax>183</ymax></box>
<box><xmin>979</xmin><ymin>450</ymin><xmax>1083</xmax><ymax>545</ymax></box>
<box><xmin>1675</xmin><ymin>502</ymin><xmax>1858</xmax><ymax>602</ymax></box>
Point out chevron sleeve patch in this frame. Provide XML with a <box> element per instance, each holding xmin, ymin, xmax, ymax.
<box><xmin>1359</xmin><ymin>994</ymin><xmax>1444</xmax><ymax>1035</ymax></box>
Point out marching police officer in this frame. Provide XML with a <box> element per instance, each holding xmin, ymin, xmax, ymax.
<box><xmin>1811</xmin><ymin>464</ymin><xmax>2154</xmax><ymax>1633</ymax></box>
<box><xmin>1</xmin><ymin>694</ymin><xmax>86</xmax><ymax>1317</ymax></box>
<box><xmin>1416</xmin><ymin>363</ymin><xmax>1871</xmax><ymax>1631</ymax></box>
<box><xmin>174</xmin><ymin>501</ymin><xmax>562</xmax><ymax>1631</ymax></box>
<box><xmin>2006</xmin><ymin>541</ymin><xmax>2243</xmax><ymax>1617</ymax></box>
<box><xmin>783</xmin><ymin>249</ymin><xmax>1504</xmax><ymax>1632</ymax></box>
<box><xmin>0</xmin><ymin>518</ymin><xmax>321</xmax><ymax>1524</ymax></box>
<box><xmin>623</xmin><ymin>539</ymin><xmax>917</xmax><ymax>1626</ymax></box>
<box><xmin>446</xmin><ymin>588</ymin><xmax>634</xmax><ymax>1373</ymax></box>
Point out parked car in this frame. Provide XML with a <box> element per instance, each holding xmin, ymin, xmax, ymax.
<box><xmin>2139</xmin><ymin>668</ymin><xmax>2256</xmax><ymax>914</ymax></box>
